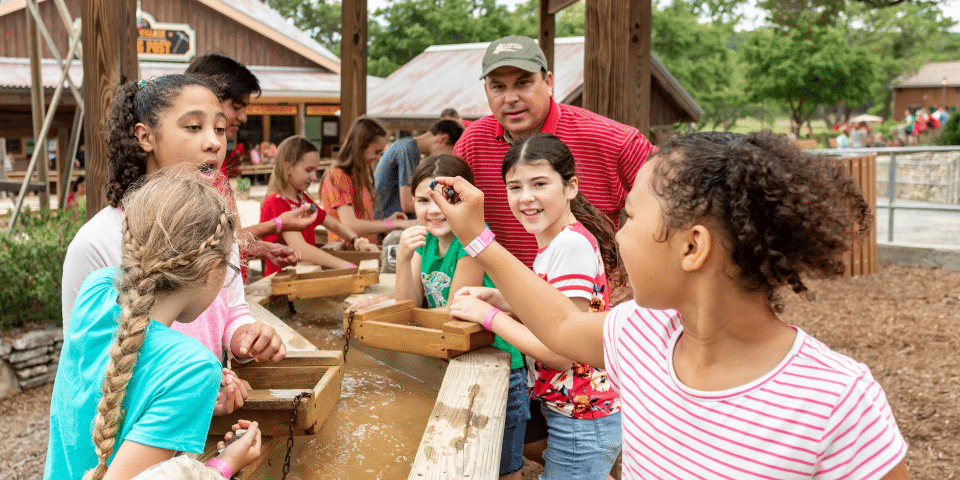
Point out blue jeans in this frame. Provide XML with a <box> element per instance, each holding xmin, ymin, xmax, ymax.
<box><xmin>539</xmin><ymin>406</ymin><xmax>621</xmax><ymax>480</ymax></box>
<box><xmin>500</xmin><ymin>367</ymin><xmax>530</xmax><ymax>476</ymax></box>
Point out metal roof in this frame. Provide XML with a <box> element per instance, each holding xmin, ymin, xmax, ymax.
<box><xmin>0</xmin><ymin>0</ymin><xmax>341</xmax><ymax>73</ymax></box>
<box><xmin>893</xmin><ymin>61</ymin><xmax>960</xmax><ymax>88</ymax></box>
<box><xmin>367</xmin><ymin>36</ymin><xmax>703</xmax><ymax>121</ymax></box>
<box><xmin>0</xmin><ymin>57</ymin><xmax>382</xmax><ymax>100</ymax></box>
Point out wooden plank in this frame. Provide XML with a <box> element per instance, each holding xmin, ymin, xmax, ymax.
<box><xmin>547</xmin><ymin>0</ymin><xmax>580</xmax><ymax>15</ymax></box>
<box><xmin>340</xmin><ymin>0</ymin><xmax>367</xmax><ymax>143</ymax></box>
<box><xmin>850</xmin><ymin>157</ymin><xmax>862</xmax><ymax>276</ymax></box>
<box><xmin>81</xmin><ymin>0</ymin><xmax>139</xmax><ymax>219</ymax></box>
<box><xmin>248</xmin><ymin>301</ymin><xmax>318</xmax><ymax>352</ymax></box>
<box><xmin>349</xmin><ymin>302</ymin><xmax>494</xmax><ymax>359</ymax></box>
<box><xmin>583</xmin><ymin>0</ymin><xmax>650</xmax><ymax>136</ymax></box>
<box><xmin>868</xmin><ymin>154</ymin><xmax>879</xmax><ymax>274</ymax></box>
<box><xmin>408</xmin><ymin>347</ymin><xmax>510</xmax><ymax>480</ymax></box>
<box><xmin>27</xmin><ymin>2</ymin><xmax>50</xmax><ymax>213</ymax></box>
<box><xmin>539</xmin><ymin>0</ymin><xmax>555</xmax><ymax>72</ymax></box>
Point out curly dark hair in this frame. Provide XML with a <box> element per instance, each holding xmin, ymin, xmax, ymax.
<box><xmin>502</xmin><ymin>133</ymin><xmax>625</xmax><ymax>291</ymax></box>
<box><xmin>652</xmin><ymin>130</ymin><xmax>873</xmax><ymax>311</ymax></box>
<box><xmin>105</xmin><ymin>74</ymin><xmax>215</xmax><ymax>207</ymax></box>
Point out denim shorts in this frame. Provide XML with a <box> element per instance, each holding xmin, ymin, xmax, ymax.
<box><xmin>539</xmin><ymin>406</ymin><xmax>622</xmax><ymax>480</ymax></box>
<box><xmin>500</xmin><ymin>367</ymin><xmax>530</xmax><ymax>476</ymax></box>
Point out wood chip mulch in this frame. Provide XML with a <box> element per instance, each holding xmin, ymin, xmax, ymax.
<box><xmin>1</xmin><ymin>264</ymin><xmax>957</xmax><ymax>479</ymax></box>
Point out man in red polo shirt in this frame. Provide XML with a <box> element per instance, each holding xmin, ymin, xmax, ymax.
<box><xmin>454</xmin><ymin>35</ymin><xmax>655</xmax><ymax>267</ymax></box>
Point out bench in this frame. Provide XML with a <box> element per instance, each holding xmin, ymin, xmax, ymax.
<box><xmin>0</xmin><ymin>180</ymin><xmax>47</xmax><ymax>194</ymax></box>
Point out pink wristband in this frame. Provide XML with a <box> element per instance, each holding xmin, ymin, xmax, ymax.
<box><xmin>482</xmin><ymin>307</ymin><xmax>501</xmax><ymax>331</ymax></box>
<box><xmin>385</xmin><ymin>219</ymin><xmax>393</xmax><ymax>230</ymax></box>
<box><xmin>273</xmin><ymin>216</ymin><xmax>283</xmax><ymax>235</ymax></box>
<box><xmin>347</xmin><ymin>262</ymin><xmax>356</xmax><ymax>268</ymax></box>
<box><xmin>206</xmin><ymin>458</ymin><xmax>232</xmax><ymax>479</ymax></box>
<box><xmin>465</xmin><ymin>227</ymin><xmax>495</xmax><ymax>257</ymax></box>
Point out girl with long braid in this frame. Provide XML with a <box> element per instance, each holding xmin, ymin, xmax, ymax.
<box><xmin>45</xmin><ymin>174</ymin><xmax>262</xmax><ymax>480</ymax></box>
<box><xmin>61</xmin><ymin>75</ymin><xmax>289</xmax><ymax>417</ymax></box>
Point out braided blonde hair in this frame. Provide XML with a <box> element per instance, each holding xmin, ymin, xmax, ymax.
<box><xmin>84</xmin><ymin>173</ymin><xmax>236</xmax><ymax>480</ymax></box>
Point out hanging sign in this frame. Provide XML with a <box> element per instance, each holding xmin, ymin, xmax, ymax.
<box><xmin>306</xmin><ymin>105</ymin><xmax>341</xmax><ymax>116</ymax></box>
<box><xmin>247</xmin><ymin>105</ymin><xmax>298</xmax><ymax>115</ymax></box>
<box><xmin>137</xmin><ymin>12</ymin><xmax>196</xmax><ymax>62</ymax></box>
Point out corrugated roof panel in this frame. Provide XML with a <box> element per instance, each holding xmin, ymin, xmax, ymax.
<box><xmin>894</xmin><ymin>61</ymin><xmax>960</xmax><ymax>88</ymax></box>
<box><xmin>368</xmin><ymin>37</ymin><xmax>585</xmax><ymax>120</ymax></box>
<box><xmin>0</xmin><ymin>58</ymin><xmax>354</xmax><ymax>98</ymax></box>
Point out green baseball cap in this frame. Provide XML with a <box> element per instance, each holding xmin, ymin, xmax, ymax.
<box><xmin>479</xmin><ymin>35</ymin><xmax>548</xmax><ymax>80</ymax></box>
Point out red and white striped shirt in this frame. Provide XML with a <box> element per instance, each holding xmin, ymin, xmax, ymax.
<box><xmin>603</xmin><ymin>304</ymin><xmax>907</xmax><ymax>479</ymax></box>
<box><xmin>454</xmin><ymin>100</ymin><xmax>655</xmax><ymax>266</ymax></box>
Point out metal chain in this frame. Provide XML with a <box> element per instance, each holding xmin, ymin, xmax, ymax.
<box><xmin>343</xmin><ymin>309</ymin><xmax>356</xmax><ymax>360</ymax></box>
<box><xmin>281</xmin><ymin>392</ymin><xmax>312</xmax><ymax>480</ymax></box>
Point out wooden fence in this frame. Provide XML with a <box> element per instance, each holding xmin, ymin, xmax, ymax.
<box><xmin>837</xmin><ymin>153</ymin><xmax>878</xmax><ymax>276</ymax></box>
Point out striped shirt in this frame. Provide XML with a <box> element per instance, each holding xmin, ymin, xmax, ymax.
<box><xmin>602</xmin><ymin>304</ymin><xmax>907</xmax><ymax>479</ymax></box>
<box><xmin>320</xmin><ymin>167</ymin><xmax>376</xmax><ymax>243</ymax></box>
<box><xmin>454</xmin><ymin>100</ymin><xmax>655</xmax><ymax>266</ymax></box>
<box><xmin>530</xmin><ymin>223</ymin><xmax>619</xmax><ymax>419</ymax></box>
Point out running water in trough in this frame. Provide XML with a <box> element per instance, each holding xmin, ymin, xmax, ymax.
<box><xmin>266</xmin><ymin>296</ymin><xmax>441</xmax><ymax>480</ymax></box>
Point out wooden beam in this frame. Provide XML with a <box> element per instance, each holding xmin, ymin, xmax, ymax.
<box><xmin>408</xmin><ymin>347</ymin><xmax>509</xmax><ymax>479</ymax></box>
<box><xmin>27</xmin><ymin>3</ymin><xmax>50</xmax><ymax>212</ymax></box>
<box><xmin>340</xmin><ymin>0</ymin><xmax>368</xmax><ymax>144</ymax></box>
<box><xmin>539</xmin><ymin>0</ymin><xmax>556</xmax><ymax>72</ymax></box>
<box><xmin>81</xmin><ymin>0</ymin><xmax>139</xmax><ymax>219</ymax></box>
<box><xmin>583</xmin><ymin>0</ymin><xmax>650</xmax><ymax>136</ymax></box>
<box><xmin>547</xmin><ymin>0</ymin><xmax>580</xmax><ymax>15</ymax></box>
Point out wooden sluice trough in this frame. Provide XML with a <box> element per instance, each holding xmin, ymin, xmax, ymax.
<box><xmin>209</xmin><ymin>266</ymin><xmax>509</xmax><ymax>479</ymax></box>
<box><xmin>271</xmin><ymin>260</ymin><xmax>380</xmax><ymax>300</ymax></box>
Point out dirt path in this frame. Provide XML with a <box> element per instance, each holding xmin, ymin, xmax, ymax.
<box><xmin>2</xmin><ymin>264</ymin><xmax>957</xmax><ymax>479</ymax></box>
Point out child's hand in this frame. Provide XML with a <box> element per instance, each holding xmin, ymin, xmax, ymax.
<box><xmin>454</xmin><ymin>286</ymin><xmax>511</xmax><ymax>313</ymax></box>
<box><xmin>215</xmin><ymin>420</ymin><xmax>262</xmax><ymax>475</ymax></box>
<box><xmin>213</xmin><ymin>368</ymin><xmax>250</xmax><ymax>416</ymax></box>
<box><xmin>279</xmin><ymin>204</ymin><xmax>319</xmax><ymax>232</ymax></box>
<box><xmin>397</xmin><ymin>225</ymin><xmax>428</xmax><ymax>262</ymax></box>
<box><xmin>449</xmin><ymin>295</ymin><xmax>495</xmax><ymax>324</ymax></box>
<box><xmin>389</xmin><ymin>211</ymin><xmax>409</xmax><ymax>221</ymax></box>
<box><xmin>358</xmin><ymin>241</ymin><xmax>380</xmax><ymax>252</ymax></box>
<box><xmin>233</xmin><ymin>322</ymin><xmax>287</xmax><ymax>362</ymax></box>
<box><xmin>259</xmin><ymin>242</ymin><xmax>300</xmax><ymax>268</ymax></box>
<box><xmin>429</xmin><ymin>177</ymin><xmax>486</xmax><ymax>245</ymax></box>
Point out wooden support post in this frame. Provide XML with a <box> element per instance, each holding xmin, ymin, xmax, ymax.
<box><xmin>27</xmin><ymin>4</ymin><xmax>50</xmax><ymax>212</ymax></box>
<box><xmin>297</xmin><ymin>103</ymin><xmax>306</xmax><ymax>137</ymax></box>
<box><xmin>340</xmin><ymin>0</ymin><xmax>368</xmax><ymax>143</ymax></box>
<box><xmin>539</xmin><ymin>0</ymin><xmax>556</xmax><ymax>72</ymax></box>
<box><xmin>583</xmin><ymin>0</ymin><xmax>651</xmax><ymax>137</ymax></box>
<box><xmin>82</xmin><ymin>0</ymin><xmax>139</xmax><ymax>219</ymax></box>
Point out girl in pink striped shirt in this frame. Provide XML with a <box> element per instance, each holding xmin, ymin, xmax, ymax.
<box><xmin>441</xmin><ymin>131</ymin><xmax>909</xmax><ymax>479</ymax></box>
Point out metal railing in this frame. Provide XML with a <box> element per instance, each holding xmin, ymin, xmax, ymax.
<box><xmin>811</xmin><ymin>146</ymin><xmax>960</xmax><ymax>243</ymax></box>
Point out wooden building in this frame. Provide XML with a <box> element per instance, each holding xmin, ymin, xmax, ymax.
<box><xmin>367</xmin><ymin>37</ymin><xmax>702</xmax><ymax>144</ymax></box>
<box><xmin>892</xmin><ymin>60</ymin><xmax>960</xmax><ymax>120</ymax></box>
<box><xmin>0</xmin><ymin>0</ymin><xmax>358</xmax><ymax>164</ymax></box>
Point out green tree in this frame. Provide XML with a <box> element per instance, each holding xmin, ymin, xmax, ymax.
<box><xmin>653</xmin><ymin>0</ymin><xmax>747</xmax><ymax>130</ymax></box>
<box><xmin>840</xmin><ymin>2</ymin><xmax>960</xmax><ymax>118</ymax></box>
<box><xmin>263</xmin><ymin>0</ymin><xmax>343</xmax><ymax>54</ymax></box>
<box><xmin>367</xmin><ymin>0</ymin><xmax>518</xmax><ymax>77</ymax></box>
<box><xmin>742</xmin><ymin>27</ymin><xmax>877</xmax><ymax>133</ymax></box>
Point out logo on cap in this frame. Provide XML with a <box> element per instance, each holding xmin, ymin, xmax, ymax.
<box><xmin>493</xmin><ymin>42</ymin><xmax>523</xmax><ymax>55</ymax></box>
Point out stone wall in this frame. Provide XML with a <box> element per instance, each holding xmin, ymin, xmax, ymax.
<box><xmin>0</xmin><ymin>329</ymin><xmax>62</xmax><ymax>399</ymax></box>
